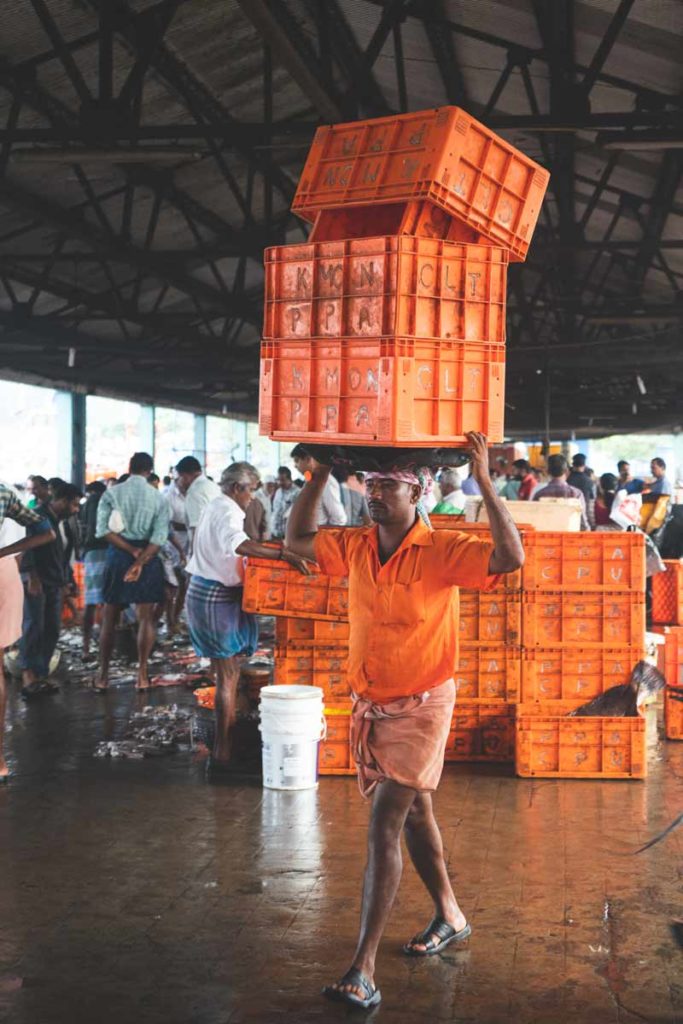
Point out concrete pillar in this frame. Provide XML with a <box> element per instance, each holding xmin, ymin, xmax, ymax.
<box><xmin>70</xmin><ymin>392</ymin><xmax>86</xmax><ymax>490</ymax></box>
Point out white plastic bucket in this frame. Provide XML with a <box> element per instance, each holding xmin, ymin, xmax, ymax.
<box><xmin>259</xmin><ymin>685</ymin><xmax>326</xmax><ymax>791</ymax></box>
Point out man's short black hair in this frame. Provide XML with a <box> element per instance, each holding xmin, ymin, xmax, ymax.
<box><xmin>162</xmin><ymin>475</ymin><xmax>171</xmax><ymax>486</ymax></box>
<box><xmin>85</xmin><ymin>480</ymin><xmax>106</xmax><ymax>496</ymax></box>
<box><xmin>277</xmin><ymin>465</ymin><xmax>292</xmax><ymax>480</ymax></box>
<box><xmin>129</xmin><ymin>452</ymin><xmax>154</xmax><ymax>475</ymax></box>
<box><xmin>548</xmin><ymin>454</ymin><xmax>568</xmax><ymax>478</ymax></box>
<box><xmin>290</xmin><ymin>444</ymin><xmax>308</xmax><ymax>460</ymax></box>
<box><xmin>48</xmin><ymin>477</ymin><xmax>65</xmax><ymax>489</ymax></box>
<box><xmin>617</xmin><ymin>460</ymin><xmax>629</xmax><ymax>471</ymax></box>
<box><xmin>52</xmin><ymin>482</ymin><xmax>83</xmax><ymax>503</ymax></box>
<box><xmin>148</xmin><ymin>473</ymin><xmax>160</xmax><ymax>485</ymax></box>
<box><xmin>331</xmin><ymin>466</ymin><xmax>349</xmax><ymax>484</ymax></box>
<box><xmin>29</xmin><ymin>474</ymin><xmax>48</xmax><ymax>487</ymax></box>
<box><xmin>512</xmin><ymin>459</ymin><xmax>529</xmax><ymax>472</ymax></box>
<box><xmin>175</xmin><ymin>455</ymin><xmax>201</xmax><ymax>474</ymax></box>
<box><xmin>117</xmin><ymin>473</ymin><xmax>130</xmax><ymax>484</ymax></box>
<box><xmin>571</xmin><ymin>453</ymin><xmax>587</xmax><ymax>468</ymax></box>
<box><xmin>652</xmin><ymin>457</ymin><xmax>666</xmax><ymax>470</ymax></box>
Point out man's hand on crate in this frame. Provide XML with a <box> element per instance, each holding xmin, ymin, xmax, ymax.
<box><xmin>465</xmin><ymin>431</ymin><xmax>492</xmax><ymax>487</ymax></box>
<box><xmin>281</xmin><ymin>547</ymin><xmax>316</xmax><ymax>576</ymax></box>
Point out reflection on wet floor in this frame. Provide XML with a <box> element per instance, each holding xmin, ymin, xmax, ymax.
<box><xmin>0</xmin><ymin>645</ymin><xmax>682</xmax><ymax>1024</ymax></box>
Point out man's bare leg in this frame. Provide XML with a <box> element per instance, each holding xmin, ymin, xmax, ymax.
<box><xmin>212</xmin><ymin>656</ymin><xmax>240</xmax><ymax>763</ymax></box>
<box><xmin>0</xmin><ymin>657</ymin><xmax>8</xmax><ymax>779</ymax></box>
<box><xmin>403</xmin><ymin>792</ymin><xmax>467</xmax><ymax>950</ymax></box>
<box><xmin>94</xmin><ymin>603</ymin><xmax>119</xmax><ymax>690</ymax></box>
<box><xmin>82</xmin><ymin>605</ymin><xmax>96</xmax><ymax>659</ymax></box>
<box><xmin>328</xmin><ymin>780</ymin><xmax>417</xmax><ymax>999</ymax></box>
<box><xmin>135</xmin><ymin>603</ymin><xmax>156</xmax><ymax>689</ymax></box>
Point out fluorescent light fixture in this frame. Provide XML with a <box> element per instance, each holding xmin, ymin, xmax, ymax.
<box><xmin>598</xmin><ymin>130</ymin><xmax>683</xmax><ymax>151</ymax></box>
<box><xmin>11</xmin><ymin>147</ymin><xmax>204</xmax><ymax>164</ymax></box>
<box><xmin>636</xmin><ymin>375</ymin><xmax>647</xmax><ymax>395</ymax></box>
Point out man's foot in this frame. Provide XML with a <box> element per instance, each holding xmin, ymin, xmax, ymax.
<box><xmin>91</xmin><ymin>679</ymin><xmax>108</xmax><ymax>693</ymax></box>
<box><xmin>323</xmin><ymin>967</ymin><xmax>380</xmax><ymax>1009</ymax></box>
<box><xmin>403</xmin><ymin>914</ymin><xmax>471</xmax><ymax>957</ymax></box>
<box><xmin>21</xmin><ymin>681</ymin><xmax>44</xmax><ymax>699</ymax></box>
<box><xmin>135</xmin><ymin>679</ymin><xmax>151</xmax><ymax>691</ymax></box>
<box><xmin>43</xmin><ymin>679</ymin><xmax>60</xmax><ymax>693</ymax></box>
<box><xmin>0</xmin><ymin>758</ymin><xmax>10</xmax><ymax>783</ymax></box>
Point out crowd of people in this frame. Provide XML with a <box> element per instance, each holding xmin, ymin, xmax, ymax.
<box><xmin>0</xmin><ymin>443</ymin><xmax>676</xmax><ymax>782</ymax></box>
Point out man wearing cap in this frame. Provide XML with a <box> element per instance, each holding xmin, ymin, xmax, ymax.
<box><xmin>286</xmin><ymin>432</ymin><xmax>524</xmax><ymax>1010</ymax></box>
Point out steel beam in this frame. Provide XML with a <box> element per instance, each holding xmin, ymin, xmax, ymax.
<box><xmin>235</xmin><ymin>0</ymin><xmax>343</xmax><ymax>121</ymax></box>
<box><xmin>0</xmin><ymin>179</ymin><xmax>259</xmax><ymax>323</ymax></box>
<box><xmin>423</xmin><ymin>0</ymin><xmax>468</xmax><ymax>106</ymax></box>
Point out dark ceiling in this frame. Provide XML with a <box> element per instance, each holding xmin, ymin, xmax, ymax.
<box><xmin>0</xmin><ymin>0</ymin><xmax>681</xmax><ymax>437</ymax></box>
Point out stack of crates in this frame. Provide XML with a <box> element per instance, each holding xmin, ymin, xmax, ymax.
<box><xmin>242</xmin><ymin>556</ymin><xmax>355</xmax><ymax>775</ymax></box>
<box><xmin>259</xmin><ymin>106</ymin><xmax>549</xmax><ymax>448</ymax></box>
<box><xmin>651</xmin><ymin>558</ymin><xmax>683</xmax><ymax>739</ymax></box>
<box><xmin>244</xmin><ymin>530</ymin><xmax>649</xmax><ymax>780</ymax></box>
<box><xmin>515</xmin><ymin>532</ymin><xmax>648</xmax><ymax>779</ymax></box>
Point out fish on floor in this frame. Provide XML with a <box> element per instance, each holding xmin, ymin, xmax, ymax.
<box><xmin>568</xmin><ymin>661</ymin><xmax>665</xmax><ymax>718</ymax></box>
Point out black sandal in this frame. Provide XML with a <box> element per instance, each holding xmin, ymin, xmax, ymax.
<box><xmin>323</xmin><ymin>967</ymin><xmax>381</xmax><ymax>1010</ymax></box>
<box><xmin>403</xmin><ymin>917</ymin><xmax>472</xmax><ymax>957</ymax></box>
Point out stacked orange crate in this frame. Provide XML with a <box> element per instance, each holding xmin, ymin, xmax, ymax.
<box><xmin>242</xmin><ymin>555</ymin><xmax>354</xmax><ymax>775</ymax></box>
<box><xmin>651</xmin><ymin>558</ymin><xmax>683</xmax><ymax>740</ymax></box>
<box><xmin>260</xmin><ymin>106</ymin><xmax>550</xmax><ymax>450</ymax></box>
<box><xmin>517</xmin><ymin>532</ymin><xmax>648</xmax><ymax>779</ymax></box>
<box><xmin>431</xmin><ymin>519</ymin><xmax>524</xmax><ymax>763</ymax></box>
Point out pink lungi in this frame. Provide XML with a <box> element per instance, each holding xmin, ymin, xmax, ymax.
<box><xmin>0</xmin><ymin>556</ymin><xmax>23</xmax><ymax>648</ymax></box>
<box><xmin>350</xmin><ymin>679</ymin><xmax>456</xmax><ymax>798</ymax></box>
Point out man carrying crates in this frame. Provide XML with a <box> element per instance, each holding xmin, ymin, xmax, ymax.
<box><xmin>286</xmin><ymin>432</ymin><xmax>523</xmax><ymax>1010</ymax></box>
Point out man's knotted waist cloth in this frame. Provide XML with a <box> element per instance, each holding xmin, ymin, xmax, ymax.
<box><xmin>350</xmin><ymin>678</ymin><xmax>456</xmax><ymax>798</ymax></box>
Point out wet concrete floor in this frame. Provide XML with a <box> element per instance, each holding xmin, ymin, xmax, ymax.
<box><xmin>0</xmin><ymin>676</ymin><xmax>681</xmax><ymax>1024</ymax></box>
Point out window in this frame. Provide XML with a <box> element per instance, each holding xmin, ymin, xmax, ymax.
<box><xmin>206</xmin><ymin>417</ymin><xmax>246</xmax><ymax>479</ymax></box>
<box><xmin>154</xmin><ymin>407</ymin><xmax>196</xmax><ymax>477</ymax></box>
<box><xmin>0</xmin><ymin>380</ymin><xmax>62</xmax><ymax>485</ymax></box>
<box><xmin>86</xmin><ymin>396</ymin><xmax>151</xmax><ymax>482</ymax></box>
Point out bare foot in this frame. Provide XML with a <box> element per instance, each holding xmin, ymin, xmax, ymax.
<box><xmin>0</xmin><ymin>757</ymin><xmax>9</xmax><ymax>780</ymax></box>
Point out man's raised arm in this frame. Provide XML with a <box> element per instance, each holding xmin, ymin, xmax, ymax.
<box><xmin>466</xmin><ymin>432</ymin><xmax>525</xmax><ymax>575</ymax></box>
<box><xmin>285</xmin><ymin>463</ymin><xmax>331</xmax><ymax>562</ymax></box>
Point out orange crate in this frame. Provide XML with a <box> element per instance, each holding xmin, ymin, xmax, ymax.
<box><xmin>652</xmin><ymin>625</ymin><xmax>683</xmax><ymax>739</ymax></box>
<box><xmin>459</xmin><ymin>591</ymin><xmax>522</xmax><ymax>645</ymax></box>
<box><xmin>652</xmin><ymin>559</ymin><xmax>683</xmax><ymax>625</ymax></box>
<box><xmin>308</xmin><ymin>200</ymin><xmax>483</xmax><ymax>243</ymax></box>
<box><xmin>521</xmin><ymin>647</ymin><xmax>646</xmax><ymax>703</ymax></box>
<box><xmin>319</xmin><ymin>708</ymin><xmax>355</xmax><ymax>775</ymax></box>
<box><xmin>665</xmin><ymin>687</ymin><xmax>683</xmax><ymax>741</ymax></box>
<box><xmin>274</xmin><ymin>644</ymin><xmax>351</xmax><ymax>706</ymax></box>
<box><xmin>455</xmin><ymin>644</ymin><xmax>521</xmax><ymax>702</ymax></box>
<box><xmin>291</xmin><ymin>106</ymin><xmax>550</xmax><ymax>263</ymax></box>
<box><xmin>194</xmin><ymin>686</ymin><xmax>216</xmax><ymax>710</ymax></box>
<box><xmin>275</xmin><ymin>617</ymin><xmax>350</xmax><ymax>646</ymax></box>
<box><xmin>242</xmin><ymin>558</ymin><xmax>348</xmax><ymax>620</ymax></box>
<box><xmin>444</xmin><ymin>702</ymin><xmax>515</xmax><ymax>762</ymax></box>
<box><xmin>431</xmin><ymin>518</ymin><xmax>531</xmax><ymax>591</ymax></box>
<box><xmin>259</xmin><ymin>336</ymin><xmax>505</xmax><ymax>446</ymax></box>
<box><xmin>515</xmin><ymin>702</ymin><xmax>646</xmax><ymax>779</ymax></box>
<box><xmin>521</xmin><ymin>592</ymin><xmax>645</xmax><ymax>648</ymax></box>
<box><xmin>521</xmin><ymin>532</ymin><xmax>645</xmax><ymax>593</ymax></box>
<box><xmin>263</xmin><ymin>237</ymin><xmax>508</xmax><ymax>344</ymax></box>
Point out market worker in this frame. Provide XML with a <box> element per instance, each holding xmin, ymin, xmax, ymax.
<box><xmin>286</xmin><ymin>433</ymin><xmax>524</xmax><ymax>1010</ymax></box>
<box><xmin>94</xmin><ymin>452</ymin><xmax>170</xmax><ymax>692</ymax></box>
<box><xmin>185</xmin><ymin>462</ymin><xmax>311</xmax><ymax>770</ymax></box>
<box><xmin>0</xmin><ymin>483</ymin><xmax>56</xmax><ymax>780</ymax></box>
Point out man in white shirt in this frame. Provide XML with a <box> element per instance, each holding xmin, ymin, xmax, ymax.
<box><xmin>184</xmin><ymin>462</ymin><xmax>310</xmax><ymax>771</ymax></box>
<box><xmin>291</xmin><ymin>446</ymin><xmax>347</xmax><ymax>527</ymax></box>
<box><xmin>174</xmin><ymin>457</ymin><xmax>221</xmax><ymax>549</ymax></box>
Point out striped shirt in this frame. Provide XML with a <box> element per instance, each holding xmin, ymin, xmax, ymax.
<box><xmin>0</xmin><ymin>481</ymin><xmax>47</xmax><ymax>531</ymax></box>
<box><xmin>96</xmin><ymin>474</ymin><xmax>169</xmax><ymax>547</ymax></box>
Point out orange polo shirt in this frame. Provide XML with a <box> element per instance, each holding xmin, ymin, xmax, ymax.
<box><xmin>314</xmin><ymin>518</ymin><xmax>497</xmax><ymax>703</ymax></box>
